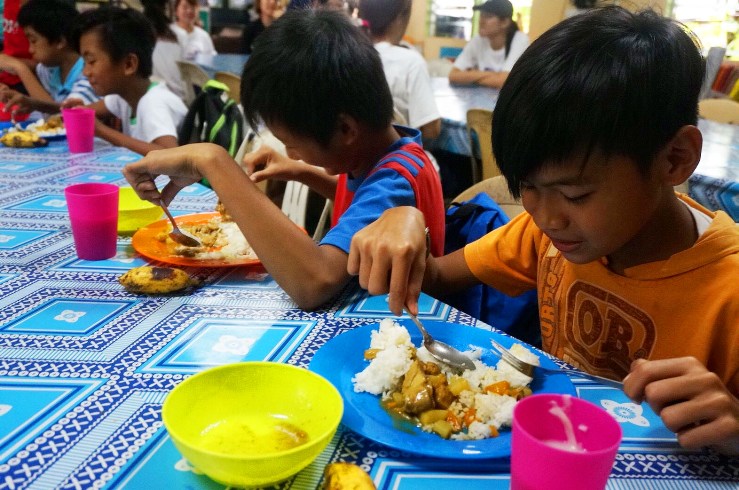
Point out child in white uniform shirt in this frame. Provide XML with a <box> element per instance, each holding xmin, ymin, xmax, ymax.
<box><xmin>171</xmin><ymin>0</ymin><xmax>217</xmax><ymax>60</ymax></box>
<box><xmin>360</xmin><ymin>0</ymin><xmax>441</xmax><ymax>140</ymax></box>
<box><xmin>67</xmin><ymin>7</ymin><xmax>186</xmax><ymax>155</ymax></box>
<box><xmin>450</xmin><ymin>0</ymin><xmax>529</xmax><ymax>89</ymax></box>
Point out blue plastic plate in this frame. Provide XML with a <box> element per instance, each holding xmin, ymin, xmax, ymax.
<box><xmin>309</xmin><ymin>320</ymin><xmax>575</xmax><ymax>460</ymax></box>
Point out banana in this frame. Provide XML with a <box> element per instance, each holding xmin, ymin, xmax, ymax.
<box><xmin>323</xmin><ymin>463</ymin><xmax>376</xmax><ymax>490</ymax></box>
<box><xmin>0</xmin><ymin>129</ymin><xmax>48</xmax><ymax>148</ymax></box>
<box><xmin>119</xmin><ymin>266</ymin><xmax>199</xmax><ymax>294</ymax></box>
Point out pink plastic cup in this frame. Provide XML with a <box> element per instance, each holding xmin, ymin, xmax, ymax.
<box><xmin>511</xmin><ymin>394</ymin><xmax>622</xmax><ymax>490</ymax></box>
<box><xmin>64</xmin><ymin>183</ymin><xmax>119</xmax><ymax>260</ymax></box>
<box><xmin>62</xmin><ymin>107</ymin><xmax>95</xmax><ymax>153</ymax></box>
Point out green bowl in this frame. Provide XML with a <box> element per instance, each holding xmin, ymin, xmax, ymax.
<box><xmin>118</xmin><ymin>187</ymin><xmax>163</xmax><ymax>235</ymax></box>
<box><xmin>162</xmin><ymin>362</ymin><xmax>343</xmax><ymax>488</ymax></box>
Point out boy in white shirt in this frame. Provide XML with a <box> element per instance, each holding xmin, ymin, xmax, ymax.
<box><xmin>449</xmin><ymin>0</ymin><xmax>529</xmax><ymax>88</ymax></box>
<box><xmin>66</xmin><ymin>7</ymin><xmax>186</xmax><ymax>156</ymax></box>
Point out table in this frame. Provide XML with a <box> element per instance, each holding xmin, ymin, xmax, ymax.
<box><xmin>692</xmin><ymin>118</ymin><xmax>739</xmax><ymax>221</ymax></box>
<box><xmin>0</xmin><ymin>137</ymin><xmax>737</xmax><ymax>489</ymax></box>
<box><xmin>193</xmin><ymin>53</ymin><xmax>249</xmax><ymax>78</ymax></box>
<box><xmin>429</xmin><ymin>77</ymin><xmax>498</xmax><ymax>157</ymax></box>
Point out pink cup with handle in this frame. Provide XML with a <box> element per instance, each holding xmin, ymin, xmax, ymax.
<box><xmin>62</xmin><ymin>107</ymin><xmax>95</xmax><ymax>153</ymax></box>
<box><xmin>511</xmin><ymin>394</ymin><xmax>622</xmax><ymax>490</ymax></box>
<box><xmin>64</xmin><ymin>183</ymin><xmax>119</xmax><ymax>260</ymax></box>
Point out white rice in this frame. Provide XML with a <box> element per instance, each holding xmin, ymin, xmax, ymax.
<box><xmin>352</xmin><ymin>319</ymin><xmax>414</xmax><ymax>395</ymax></box>
<box><xmin>352</xmin><ymin>319</ymin><xmax>539</xmax><ymax>440</ymax></box>
<box><xmin>195</xmin><ymin>222</ymin><xmax>257</xmax><ymax>260</ymax></box>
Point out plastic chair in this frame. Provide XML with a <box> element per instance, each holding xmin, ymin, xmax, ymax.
<box><xmin>452</xmin><ymin>175</ymin><xmax>524</xmax><ymax>219</ymax></box>
<box><xmin>698</xmin><ymin>98</ymin><xmax>739</xmax><ymax>125</ymax></box>
<box><xmin>176</xmin><ymin>60</ymin><xmax>210</xmax><ymax>106</ymax></box>
<box><xmin>214</xmin><ymin>71</ymin><xmax>242</xmax><ymax>104</ymax></box>
<box><xmin>466</xmin><ymin>108</ymin><xmax>500</xmax><ymax>184</ymax></box>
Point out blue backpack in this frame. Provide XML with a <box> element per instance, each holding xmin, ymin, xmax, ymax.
<box><xmin>442</xmin><ymin>193</ymin><xmax>541</xmax><ymax>347</ymax></box>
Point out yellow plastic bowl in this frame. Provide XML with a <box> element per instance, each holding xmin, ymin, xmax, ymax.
<box><xmin>162</xmin><ymin>362</ymin><xmax>343</xmax><ymax>488</ymax></box>
<box><xmin>118</xmin><ymin>187</ymin><xmax>162</xmax><ymax>234</ymax></box>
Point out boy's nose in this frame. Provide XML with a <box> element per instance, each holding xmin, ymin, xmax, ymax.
<box><xmin>527</xmin><ymin>194</ymin><xmax>568</xmax><ymax>232</ymax></box>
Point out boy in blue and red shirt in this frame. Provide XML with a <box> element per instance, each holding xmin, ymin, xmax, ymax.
<box><xmin>123</xmin><ymin>10</ymin><xmax>445</xmax><ymax>310</ymax></box>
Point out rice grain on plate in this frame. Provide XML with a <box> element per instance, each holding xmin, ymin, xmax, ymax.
<box><xmin>352</xmin><ymin>319</ymin><xmax>538</xmax><ymax>440</ymax></box>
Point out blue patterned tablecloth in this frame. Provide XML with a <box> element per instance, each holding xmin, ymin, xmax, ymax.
<box><xmin>0</xmin><ymin>138</ymin><xmax>737</xmax><ymax>489</ymax></box>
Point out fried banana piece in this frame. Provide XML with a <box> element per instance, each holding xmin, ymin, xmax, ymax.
<box><xmin>118</xmin><ymin>266</ymin><xmax>198</xmax><ymax>294</ymax></box>
<box><xmin>323</xmin><ymin>463</ymin><xmax>376</xmax><ymax>490</ymax></box>
<box><xmin>0</xmin><ymin>130</ymin><xmax>46</xmax><ymax>148</ymax></box>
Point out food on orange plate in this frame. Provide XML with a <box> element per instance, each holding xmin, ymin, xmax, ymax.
<box><xmin>119</xmin><ymin>265</ymin><xmax>199</xmax><ymax>294</ymax></box>
<box><xmin>156</xmin><ymin>209</ymin><xmax>257</xmax><ymax>261</ymax></box>
<box><xmin>352</xmin><ymin>319</ymin><xmax>536</xmax><ymax>440</ymax></box>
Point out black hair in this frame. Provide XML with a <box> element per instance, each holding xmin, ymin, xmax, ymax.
<box><xmin>142</xmin><ymin>0</ymin><xmax>177</xmax><ymax>42</ymax></box>
<box><xmin>70</xmin><ymin>7</ymin><xmax>156</xmax><ymax>78</ymax></box>
<box><xmin>358</xmin><ymin>0</ymin><xmax>412</xmax><ymax>38</ymax></box>
<box><xmin>241</xmin><ymin>9</ymin><xmax>394</xmax><ymax>147</ymax></box>
<box><xmin>492</xmin><ymin>6</ymin><xmax>704</xmax><ymax>198</ymax></box>
<box><xmin>18</xmin><ymin>0</ymin><xmax>78</xmax><ymax>44</ymax></box>
<box><xmin>475</xmin><ymin>0</ymin><xmax>518</xmax><ymax>58</ymax></box>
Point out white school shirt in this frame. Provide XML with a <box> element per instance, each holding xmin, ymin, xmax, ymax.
<box><xmin>453</xmin><ymin>30</ymin><xmax>529</xmax><ymax>73</ymax></box>
<box><xmin>103</xmin><ymin>83</ymin><xmax>187</xmax><ymax>143</ymax></box>
<box><xmin>171</xmin><ymin>23</ymin><xmax>217</xmax><ymax>60</ymax></box>
<box><xmin>375</xmin><ymin>41</ymin><xmax>440</xmax><ymax>130</ymax></box>
<box><xmin>152</xmin><ymin>39</ymin><xmax>186</xmax><ymax>100</ymax></box>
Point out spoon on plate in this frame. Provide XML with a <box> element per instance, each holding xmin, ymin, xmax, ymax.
<box><xmin>406</xmin><ymin>310</ymin><xmax>476</xmax><ymax>371</ymax></box>
<box><xmin>159</xmin><ymin>201</ymin><xmax>202</xmax><ymax>247</ymax></box>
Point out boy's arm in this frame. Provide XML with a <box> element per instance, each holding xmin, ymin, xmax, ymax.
<box><xmin>348</xmin><ymin>206</ymin><xmax>478</xmax><ymax>315</ymax></box>
<box><xmin>477</xmin><ymin>71</ymin><xmax>510</xmax><ymax>88</ymax></box>
<box><xmin>242</xmin><ymin>144</ymin><xmax>338</xmax><ymax>200</ymax></box>
<box><xmin>623</xmin><ymin>357</ymin><xmax>739</xmax><ymax>455</ymax></box>
<box><xmin>123</xmin><ymin>143</ymin><xmax>352</xmax><ymax>309</ymax></box>
<box><xmin>94</xmin><ymin>121</ymin><xmax>179</xmax><ymax>155</ymax></box>
<box><xmin>0</xmin><ymin>55</ymin><xmax>52</xmax><ymax>102</ymax></box>
<box><xmin>449</xmin><ymin>67</ymin><xmax>492</xmax><ymax>86</ymax></box>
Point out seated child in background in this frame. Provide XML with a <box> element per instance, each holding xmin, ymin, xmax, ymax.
<box><xmin>449</xmin><ymin>0</ymin><xmax>529</xmax><ymax>88</ymax></box>
<box><xmin>123</xmin><ymin>10</ymin><xmax>445</xmax><ymax>311</ymax></box>
<box><xmin>0</xmin><ymin>0</ymin><xmax>35</xmax><ymax>93</ymax></box>
<box><xmin>0</xmin><ymin>0</ymin><xmax>98</xmax><ymax>115</ymax></box>
<box><xmin>348</xmin><ymin>6</ymin><xmax>739</xmax><ymax>454</ymax></box>
<box><xmin>66</xmin><ymin>7</ymin><xmax>187</xmax><ymax>155</ymax></box>
<box><xmin>359</xmin><ymin>0</ymin><xmax>441</xmax><ymax>140</ymax></box>
<box><xmin>170</xmin><ymin>0</ymin><xmax>217</xmax><ymax>60</ymax></box>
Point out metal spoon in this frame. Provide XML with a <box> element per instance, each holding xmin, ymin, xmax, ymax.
<box><xmin>407</xmin><ymin>311</ymin><xmax>476</xmax><ymax>371</ymax></box>
<box><xmin>489</xmin><ymin>339</ymin><xmax>624</xmax><ymax>389</ymax></box>
<box><xmin>159</xmin><ymin>201</ymin><xmax>202</xmax><ymax>247</ymax></box>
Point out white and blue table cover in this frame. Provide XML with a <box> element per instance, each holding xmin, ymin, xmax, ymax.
<box><xmin>0</xmin><ymin>136</ymin><xmax>737</xmax><ymax>489</ymax></box>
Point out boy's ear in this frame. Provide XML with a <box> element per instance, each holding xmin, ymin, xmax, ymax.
<box><xmin>335</xmin><ymin>113</ymin><xmax>360</xmax><ymax>147</ymax></box>
<box><xmin>656</xmin><ymin>125</ymin><xmax>702</xmax><ymax>187</ymax></box>
<box><xmin>122</xmin><ymin>53</ymin><xmax>140</xmax><ymax>77</ymax></box>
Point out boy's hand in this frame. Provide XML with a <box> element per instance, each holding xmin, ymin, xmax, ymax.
<box><xmin>623</xmin><ymin>357</ymin><xmax>739</xmax><ymax>455</ymax></box>
<box><xmin>348</xmin><ymin>206</ymin><xmax>427</xmax><ymax>316</ymax></box>
<box><xmin>123</xmin><ymin>143</ymin><xmax>227</xmax><ymax>206</ymax></box>
<box><xmin>60</xmin><ymin>98</ymin><xmax>85</xmax><ymax>109</ymax></box>
<box><xmin>242</xmin><ymin>144</ymin><xmax>307</xmax><ymax>183</ymax></box>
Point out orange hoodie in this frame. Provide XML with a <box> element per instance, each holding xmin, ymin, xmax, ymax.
<box><xmin>465</xmin><ymin>195</ymin><xmax>739</xmax><ymax>390</ymax></box>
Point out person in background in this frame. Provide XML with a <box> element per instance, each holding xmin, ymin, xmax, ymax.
<box><xmin>241</xmin><ymin>0</ymin><xmax>283</xmax><ymax>55</ymax></box>
<box><xmin>171</xmin><ymin>0</ymin><xmax>216</xmax><ymax>60</ymax></box>
<box><xmin>0</xmin><ymin>0</ymin><xmax>97</xmax><ymax>115</ymax></box>
<box><xmin>565</xmin><ymin>0</ymin><xmax>597</xmax><ymax>18</ymax></box>
<box><xmin>65</xmin><ymin>7</ymin><xmax>187</xmax><ymax>155</ymax></box>
<box><xmin>142</xmin><ymin>0</ymin><xmax>185</xmax><ymax>100</ymax></box>
<box><xmin>347</xmin><ymin>7</ymin><xmax>739</xmax><ymax>455</ymax></box>
<box><xmin>312</xmin><ymin>0</ymin><xmax>345</xmax><ymax>11</ymax></box>
<box><xmin>0</xmin><ymin>0</ymin><xmax>35</xmax><ymax>93</ymax></box>
<box><xmin>449</xmin><ymin>0</ymin><xmax>528</xmax><ymax>88</ymax></box>
<box><xmin>359</xmin><ymin>0</ymin><xmax>440</xmax><ymax>140</ymax></box>
<box><xmin>122</xmin><ymin>10</ymin><xmax>445</xmax><ymax>311</ymax></box>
